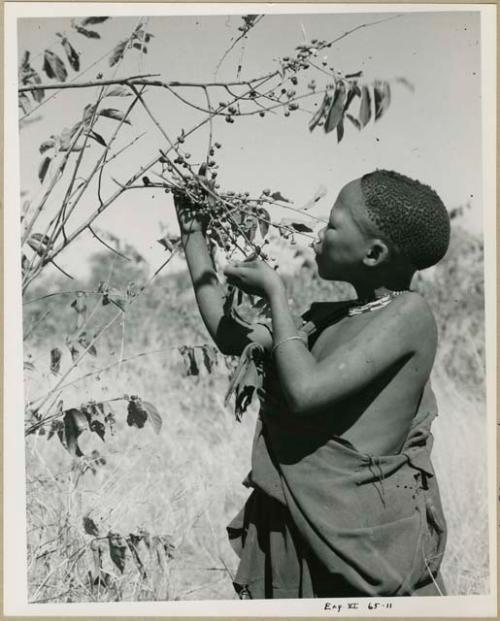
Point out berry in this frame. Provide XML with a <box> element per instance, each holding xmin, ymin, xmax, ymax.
<box><xmin>259</xmin><ymin>110</ymin><xmax>265</xmax><ymax>117</ymax></box>
<box><xmin>215</xmin><ymin>142</ymin><xmax>221</xmax><ymax>148</ymax></box>
<box><xmin>291</xmin><ymin>76</ymin><xmax>298</xmax><ymax>85</ymax></box>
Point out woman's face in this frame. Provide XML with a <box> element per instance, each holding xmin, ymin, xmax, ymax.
<box><xmin>313</xmin><ymin>179</ymin><xmax>375</xmax><ymax>281</ymax></box>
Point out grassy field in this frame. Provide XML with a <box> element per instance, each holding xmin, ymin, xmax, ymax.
<box><xmin>23</xmin><ymin>221</ymin><xmax>489</xmax><ymax>602</ymax></box>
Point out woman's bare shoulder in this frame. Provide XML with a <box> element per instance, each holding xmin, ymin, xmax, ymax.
<box><xmin>384</xmin><ymin>291</ymin><xmax>438</xmax><ymax>352</ymax></box>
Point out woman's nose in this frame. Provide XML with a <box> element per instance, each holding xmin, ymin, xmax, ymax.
<box><xmin>318</xmin><ymin>227</ymin><xmax>325</xmax><ymax>241</ymax></box>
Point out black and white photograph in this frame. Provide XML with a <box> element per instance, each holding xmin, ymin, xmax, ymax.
<box><xmin>4</xmin><ymin>3</ymin><xmax>496</xmax><ymax>616</ymax></box>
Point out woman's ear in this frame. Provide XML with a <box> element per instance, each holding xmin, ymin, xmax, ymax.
<box><xmin>363</xmin><ymin>239</ymin><xmax>390</xmax><ymax>267</ymax></box>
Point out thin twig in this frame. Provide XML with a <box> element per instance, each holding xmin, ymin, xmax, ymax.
<box><xmin>88</xmin><ymin>225</ymin><xmax>131</xmax><ymax>261</ymax></box>
<box><xmin>214</xmin><ymin>15</ymin><xmax>265</xmax><ymax>77</ymax></box>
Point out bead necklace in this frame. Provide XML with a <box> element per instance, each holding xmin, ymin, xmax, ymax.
<box><xmin>347</xmin><ymin>290</ymin><xmax>407</xmax><ymax>316</ymax></box>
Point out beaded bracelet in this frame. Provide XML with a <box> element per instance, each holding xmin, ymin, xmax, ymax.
<box><xmin>272</xmin><ymin>335</ymin><xmax>307</xmax><ymax>355</ymax></box>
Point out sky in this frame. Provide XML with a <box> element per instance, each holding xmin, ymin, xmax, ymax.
<box><xmin>16</xmin><ymin>8</ymin><xmax>483</xmax><ymax>280</ymax></box>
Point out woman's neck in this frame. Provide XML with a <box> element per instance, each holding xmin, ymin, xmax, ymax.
<box><xmin>353</xmin><ymin>279</ymin><xmax>413</xmax><ymax>302</ymax></box>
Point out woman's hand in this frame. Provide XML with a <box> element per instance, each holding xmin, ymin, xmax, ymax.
<box><xmin>173</xmin><ymin>163</ymin><xmax>212</xmax><ymax>235</ymax></box>
<box><xmin>173</xmin><ymin>190</ymin><xmax>207</xmax><ymax>235</ymax></box>
<box><xmin>223</xmin><ymin>258</ymin><xmax>285</xmax><ymax>299</ymax></box>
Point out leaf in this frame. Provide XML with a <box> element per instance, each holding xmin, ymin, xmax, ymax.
<box><xmin>257</xmin><ymin>208</ymin><xmax>271</xmax><ymax>238</ymax></box>
<box><xmin>20</xmin><ymin>50</ymin><xmax>30</xmax><ymax>70</ymax></box>
<box><xmin>50</xmin><ymin>347</ymin><xmax>62</xmax><ymax>374</ymax></box>
<box><xmin>29</xmin><ymin>72</ymin><xmax>45</xmax><ymax>103</ymax></box>
<box><xmin>60</xmin><ymin>408</ymin><xmax>88</xmax><ymax>457</ymax></box>
<box><xmin>346</xmin><ymin>113</ymin><xmax>361</xmax><ymax>130</ymax></box>
<box><xmin>60</xmin><ymin>37</ymin><xmax>80</xmax><ymax>71</ymax></box>
<box><xmin>202</xmin><ymin>344</ymin><xmax>218</xmax><ymax>374</ymax></box>
<box><xmin>84</xmin><ymin>402</ymin><xmax>105</xmax><ymax>440</ymax></box>
<box><xmin>373</xmin><ymin>80</ymin><xmax>391</xmax><ymax>121</ymax></box>
<box><xmin>104</xmin><ymin>85</ymin><xmax>131</xmax><ymax>97</ymax></box>
<box><xmin>87</xmin><ymin>130</ymin><xmax>107</xmax><ymax>147</ymax></box>
<box><xmin>241</xmin><ymin>214</ymin><xmax>258</xmax><ymax>242</ymax></box>
<box><xmin>108</xmin><ymin>532</ymin><xmax>127</xmax><ymax>573</ymax></box>
<box><xmin>81</xmin><ymin>16</ymin><xmax>110</xmax><ymax>25</ymax></box>
<box><xmin>47</xmin><ymin>418</ymin><xmax>64</xmax><ymax>441</ymax></box>
<box><xmin>109</xmin><ymin>39</ymin><xmax>128</xmax><ymax>67</ymax></box>
<box><xmin>157</xmin><ymin>235</ymin><xmax>175</xmax><ymax>252</ymax></box>
<box><xmin>92</xmin><ymin>570</ymin><xmax>112</xmax><ymax>588</ymax></box>
<box><xmin>18</xmin><ymin>93</ymin><xmax>32</xmax><ymax>115</ymax></box>
<box><xmin>83</xmin><ymin>515</ymin><xmax>100</xmax><ymax>536</ymax></box>
<box><xmin>224</xmin><ymin>343</ymin><xmax>265</xmax><ymax>421</ymax></box>
<box><xmin>324</xmin><ymin>81</ymin><xmax>347</xmax><ymax>134</ymax></box>
<box><xmin>28</xmin><ymin>233</ymin><xmax>51</xmax><ymax>256</ymax></box>
<box><xmin>344</xmin><ymin>84</ymin><xmax>360</xmax><ymax>113</ymax></box>
<box><xmin>395</xmin><ymin>76</ymin><xmax>415</xmax><ymax>93</ymax></box>
<box><xmin>270</xmin><ymin>191</ymin><xmax>290</xmax><ymax>203</ymax></box>
<box><xmin>70</xmin><ymin>292</ymin><xmax>87</xmax><ymax>314</ymax></box>
<box><xmin>308</xmin><ymin>94</ymin><xmax>330</xmax><ymax>132</ymax></box>
<box><xmin>98</xmin><ymin>108</ymin><xmax>131</xmax><ymax>125</ymax></box>
<box><xmin>157</xmin><ymin>535</ymin><xmax>175</xmax><ymax>559</ymax></box>
<box><xmin>82</xmin><ymin>103</ymin><xmax>97</xmax><ymax>126</ymax></box>
<box><xmin>109</xmin><ymin>296</ymin><xmax>126</xmax><ymax>312</ymax></box>
<box><xmin>179</xmin><ymin>346</ymin><xmax>199</xmax><ymax>376</ymax></box>
<box><xmin>359</xmin><ymin>86</ymin><xmax>372</xmax><ymax>127</ymax></box>
<box><xmin>126</xmin><ymin>535</ymin><xmax>147</xmax><ymax>579</ymax></box>
<box><xmin>127</xmin><ymin>396</ymin><xmax>148</xmax><ymax>428</ymax></box>
<box><xmin>290</xmin><ymin>222</ymin><xmax>313</xmax><ymax>233</ymax></box>
<box><xmin>38</xmin><ymin>156</ymin><xmax>51</xmax><ymax>183</ymax></box>
<box><xmin>74</xmin><ymin>25</ymin><xmax>101</xmax><ymax>39</ymax></box>
<box><xmin>132</xmin><ymin>42</ymin><xmax>148</xmax><ymax>53</ymax></box>
<box><xmin>104</xmin><ymin>408</ymin><xmax>116</xmax><ymax>436</ymax></box>
<box><xmin>299</xmin><ymin>185</ymin><xmax>327</xmax><ymax>211</ymax></box>
<box><xmin>336</xmin><ymin>119</ymin><xmax>345</xmax><ymax>143</ymax></box>
<box><xmin>78</xmin><ymin>331</ymin><xmax>97</xmax><ymax>357</ymax></box>
<box><xmin>69</xmin><ymin>343</ymin><xmax>80</xmax><ymax>363</ymax></box>
<box><xmin>39</xmin><ymin>138</ymin><xmax>56</xmax><ymax>154</ymax></box>
<box><xmin>143</xmin><ymin>401</ymin><xmax>162</xmax><ymax>434</ymax></box>
<box><xmin>42</xmin><ymin>50</ymin><xmax>68</xmax><ymax>82</ymax></box>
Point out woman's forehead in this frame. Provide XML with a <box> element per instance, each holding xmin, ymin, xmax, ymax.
<box><xmin>332</xmin><ymin>179</ymin><xmax>368</xmax><ymax>221</ymax></box>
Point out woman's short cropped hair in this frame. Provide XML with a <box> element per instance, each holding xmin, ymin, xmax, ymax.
<box><xmin>360</xmin><ymin>170</ymin><xmax>451</xmax><ymax>270</ymax></box>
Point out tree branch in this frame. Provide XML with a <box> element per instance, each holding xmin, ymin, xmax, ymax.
<box><xmin>18</xmin><ymin>73</ymin><xmax>280</xmax><ymax>94</ymax></box>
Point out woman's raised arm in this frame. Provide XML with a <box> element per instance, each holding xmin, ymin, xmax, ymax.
<box><xmin>174</xmin><ymin>192</ymin><xmax>272</xmax><ymax>356</ymax></box>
